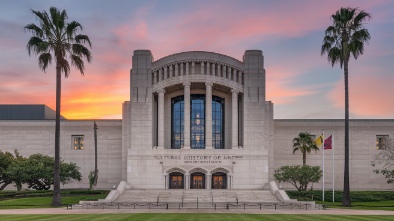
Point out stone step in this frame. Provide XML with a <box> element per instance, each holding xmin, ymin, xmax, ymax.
<box><xmin>114</xmin><ymin>189</ymin><xmax>280</xmax><ymax>204</ymax></box>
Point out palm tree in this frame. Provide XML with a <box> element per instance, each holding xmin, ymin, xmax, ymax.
<box><xmin>321</xmin><ymin>7</ymin><xmax>371</xmax><ymax>207</ymax></box>
<box><xmin>292</xmin><ymin>132</ymin><xmax>319</xmax><ymax>166</ymax></box>
<box><xmin>24</xmin><ymin>7</ymin><xmax>92</xmax><ymax>207</ymax></box>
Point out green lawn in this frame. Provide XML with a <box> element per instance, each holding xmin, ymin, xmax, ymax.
<box><xmin>318</xmin><ymin>201</ymin><xmax>394</xmax><ymax>211</ymax></box>
<box><xmin>0</xmin><ymin>195</ymin><xmax>106</xmax><ymax>209</ymax></box>
<box><xmin>0</xmin><ymin>214</ymin><xmax>394</xmax><ymax>221</ymax></box>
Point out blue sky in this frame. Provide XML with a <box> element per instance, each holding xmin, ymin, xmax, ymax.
<box><xmin>0</xmin><ymin>0</ymin><xmax>393</xmax><ymax>119</ymax></box>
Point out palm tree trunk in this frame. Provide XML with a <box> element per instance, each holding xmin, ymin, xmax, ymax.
<box><xmin>52</xmin><ymin>66</ymin><xmax>62</xmax><ymax>207</ymax></box>
<box><xmin>303</xmin><ymin>152</ymin><xmax>306</xmax><ymax>166</ymax></box>
<box><xmin>342</xmin><ymin>59</ymin><xmax>351</xmax><ymax>207</ymax></box>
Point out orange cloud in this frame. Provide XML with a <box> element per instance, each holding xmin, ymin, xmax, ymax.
<box><xmin>328</xmin><ymin>75</ymin><xmax>394</xmax><ymax>117</ymax></box>
<box><xmin>265</xmin><ymin>66</ymin><xmax>317</xmax><ymax>104</ymax></box>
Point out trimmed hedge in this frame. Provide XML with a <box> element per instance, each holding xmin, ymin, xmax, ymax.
<box><xmin>0</xmin><ymin>189</ymin><xmax>109</xmax><ymax>200</ymax></box>
<box><xmin>286</xmin><ymin>190</ymin><xmax>394</xmax><ymax>202</ymax></box>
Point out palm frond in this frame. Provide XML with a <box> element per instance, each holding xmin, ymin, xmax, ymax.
<box><xmin>353</xmin><ymin>10</ymin><xmax>371</xmax><ymax>27</ymax></box>
<box><xmin>70</xmin><ymin>55</ymin><xmax>85</xmax><ymax>75</ymax></box>
<box><xmin>24</xmin><ymin>23</ymin><xmax>43</xmax><ymax>38</ymax></box>
<box><xmin>72</xmin><ymin>44</ymin><xmax>92</xmax><ymax>62</ymax></box>
<box><xmin>38</xmin><ymin>53</ymin><xmax>52</xmax><ymax>72</ymax></box>
<box><xmin>26</xmin><ymin>37</ymin><xmax>48</xmax><ymax>56</ymax></box>
<box><xmin>75</xmin><ymin>34</ymin><xmax>92</xmax><ymax>48</ymax></box>
<box><xmin>66</xmin><ymin>21</ymin><xmax>83</xmax><ymax>38</ymax></box>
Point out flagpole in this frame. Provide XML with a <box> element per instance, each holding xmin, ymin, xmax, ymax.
<box><xmin>322</xmin><ymin>129</ymin><xmax>325</xmax><ymax>202</ymax></box>
<box><xmin>332</xmin><ymin>133</ymin><xmax>335</xmax><ymax>202</ymax></box>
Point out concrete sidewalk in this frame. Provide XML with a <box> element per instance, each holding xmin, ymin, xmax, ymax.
<box><xmin>0</xmin><ymin>208</ymin><xmax>394</xmax><ymax>215</ymax></box>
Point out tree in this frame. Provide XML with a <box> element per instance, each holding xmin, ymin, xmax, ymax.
<box><xmin>0</xmin><ymin>150</ymin><xmax>15</xmax><ymax>190</ymax></box>
<box><xmin>292</xmin><ymin>132</ymin><xmax>319</xmax><ymax>166</ymax></box>
<box><xmin>274</xmin><ymin>165</ymin><xmax>323</xmax><ymax>191</ymax></box>
<box><xmin>321</xmin><ymin>7</ymin><xmax>371</xmax><ymax>207</ymax></box>
<box><xmin>24</xmin><ymin>7</ymin><xmax>92</xmax><ymax>206</ymax></box>
<box><xmin>8</xmin><ymin>154</ymin><xmax>81</xmax><ymax>190</ymax></box>
<box><xmin>0</xmin><ymin>150</ymin><xmax>25</xmax><ymax>191</ymax></box>
<box><xmin>372</xmin><ymin>138</ymin><xmax>394</xmax><ymax>184</ymax></box>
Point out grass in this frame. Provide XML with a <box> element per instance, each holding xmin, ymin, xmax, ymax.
<box><xmin>0</xmin><ymin>214</ymin><xmax>394</xmax><ymax>221</ymax></box>
<box><xmin>0</xmin><ymin>195</ymin><xmax>107</xmax><ymax>209</ymax></box>
<box><xmin>317</xmin><ymin>200</ymin><xmax>394</xmax><ymax>211</ymax></box>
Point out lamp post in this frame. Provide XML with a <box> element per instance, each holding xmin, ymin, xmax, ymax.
<box><xmin>93</xmin><ymin>121</ymin><xmax>98</xmax><ymax>186</ymax></box>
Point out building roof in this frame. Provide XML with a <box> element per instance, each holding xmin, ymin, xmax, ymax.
<box><xmin>0</xmin><ymin>104</ymin><xmax>66</xmax><ymax>120</ymax></box>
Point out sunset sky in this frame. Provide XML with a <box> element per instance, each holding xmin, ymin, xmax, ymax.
<box><xmin>0</xmin><ymin>0</ymin><xmax>393</xmax><ymax>119</ymax></box>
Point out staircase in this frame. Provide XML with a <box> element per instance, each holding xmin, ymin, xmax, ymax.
<box><xmin>114</xmin><ymin>189</ymin><xmax>280</xmax><ymax>208</ymax></box>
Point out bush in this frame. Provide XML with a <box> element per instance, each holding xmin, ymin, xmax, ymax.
<box><xmin>286</xmin><ymin>190</ymin><xmax>394</xmax><ymax>202</ymax></box>
<box><xmin>0</xmin><ymin>189</ymin><xmax>109</xmax><ymax>200</ymax></box>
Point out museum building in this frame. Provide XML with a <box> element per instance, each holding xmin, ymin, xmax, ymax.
<box><xmin>0</xmin><ymin>50</ymin><xmax>393</xmax><ymax>191</ymax></box>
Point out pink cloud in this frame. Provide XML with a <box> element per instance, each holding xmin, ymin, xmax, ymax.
<box><xmin>328</xmin><ymin>75</ymin><xmax>394</xmax><ymax>117</ymax></box>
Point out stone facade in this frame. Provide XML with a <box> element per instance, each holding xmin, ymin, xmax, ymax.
<box><xmin>125</xmin><ymin>50</ymin><xmax>271</xmax><ymax>189</ymax></box>
<box><xmin>0</xmin><ymin>120</ymin><xmax>122</xmax><ymax>189</ymax></box>
<box><xmin>0</xmin><ymin>50</ymin><xmax>393</xmax><ymax>191</ymax></box>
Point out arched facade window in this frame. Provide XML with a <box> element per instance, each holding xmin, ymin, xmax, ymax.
<box><xmin>171</xmin><ymin>96</ymin><xmax>184</xmax><ymax>149</ymax></box>
<box><xmin>191</xmin><ymin>94</ymin><xmax>205</xmax><ymax>149</ymax></box>
<box><xmin>171</xmin><ymin>94</ymin><xmax>224</xmax><ymax>149</ymax></box>
<box><xmin>212</xmin><ymin>96</ymin><xmax>224</xmax><ymax>149</ymax></box>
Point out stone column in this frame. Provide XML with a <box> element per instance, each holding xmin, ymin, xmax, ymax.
<box><xmin>206</xmin><ymin>62</ymin><xmax>210</xmax><ymax>75</ymax></box>
<box><xmin>183</xmin><ymin>83</ymin><xmax>191</xmax><ymax>149</ymax></box>
<box><xmin>205</xmin><ymin>82</ymin><xmax>213</xmax><ymax>149</ymax></box>
<box><xmin>165</xmin><ymin>175</ymin><xmax>168</xmax><ymax>189</ymax></box>
<box><xmin>218</xmin><ymin>64</ymin><xmax>221</xmax><ymax>77</ymax></box>
<box><xmin>164</xmin><ymin>66</ymin><xmax>168</xmax><ymax>80</ymax></box>
<box><xmin>175</xmin><ymin>63</ymin><xmax>178</xmax><ymax>77</ymax></box>
<box><xmin>207</xmin><ymin>174</ymin><xmax>211</xmax><ymax>189</ymax></box>
<box><xmin>201</xmin><ymin>61</ymin><xmax>204</xmax><ymax>75</ymax></box>
<box><xmin>180</xmin><ymin>63</ymin><xmax>184</xmax><ymax>76</ymax></box>
<box><xmin>231</xmin><ymin>89</ymin><xmax>238</xmax><ymax>149</ymax></box>
<box><xmin>186</xmin><ymin>62</ymin><xmax>189</xmax><ymax>75</ymax></box>
<box><xmin>191</xmin><ymin>62</ymin><xmax>195</xmax><ymax>75</ymax></box>
<box><xmin>227</xmin><ymin>175</ymin><xmax>231</xmax><ymax>189</ymax></box>
<box><xmin>153</xmin><ymin>70</ymin><xmax>157</xmax><ymax>84</ymax></box>
<box><xmin>159</xmin><ymin>68</ymin><xmax>163</xmax><ymax>81</ymax></box>
<box><xmin>212</xmin><ymin>63</ymin><xmax>215</xmax><ymax>76</ymax></box>
<box><xmin>238</xmin><ymin>71</ymin><xmax>243</xmax><ymax>84</ymax></box>
<box><xmin>169</xmin><ymin>65</ymin><xmax>173</xmax><ymax>78</ymax></box>
<box><xmin>229</xmin><ymin>67</ymin><xmax>232</xmax><ymax>80</ymax></box>
<box><xmin>158</xmin><ymin>89</ymin><xmax>165</xmax><ymax>149</ymax></box>
<box><xmin>185</xmin><ymin>175</ymin><xmax>189</xmax><ymax>189</ymax></box>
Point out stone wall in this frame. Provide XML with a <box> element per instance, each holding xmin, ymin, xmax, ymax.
<box><xmin>0</xmin><ymin>119</ymin><xmax>122</xmax><ymax>190</ymax></box>
<box><xmin>273</xmin><ymin>119</ymin><xmax>394</xmax><ymax>190</ymax></box>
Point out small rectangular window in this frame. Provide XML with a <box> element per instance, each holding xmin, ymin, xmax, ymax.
<box><xmin>376</xmin><ymin>135</ymin><xmax>389</xmax><ymax>150</ymax></box>
<box><xmin>72</xmin><ymin>135</ymin><xmax>84</xmax><ymax>150</ymax></box>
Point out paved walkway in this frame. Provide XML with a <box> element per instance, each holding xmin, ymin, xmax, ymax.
<box><xmin>0</xmin><ymin>208</ymin><xmax>394</xmax><ymax>215</ymax></box>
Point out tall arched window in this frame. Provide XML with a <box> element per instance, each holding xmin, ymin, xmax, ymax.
<box><xmin>191</xmin><ymin>94</ymin><xmax>205</xmax><ymax>149</ymax></box>
<box><xmin>171</xmin><ymin>96</ymin><xmax>184</xmax><ymax>149</ymax></box>
<box><xmin>212</xmin><ymin>96</ymin><xmax>224</xmax><ymax>149</ymax></box>
<box><xmin>171</xmin><ymin>94</ymin><xmax>224</xmax><ymax>149</ymax></box>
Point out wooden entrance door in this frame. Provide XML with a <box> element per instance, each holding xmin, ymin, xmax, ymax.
<box><xmin>190</xmin><ymin>173</ymin><xmax>205</xmax><ymax>189</ymax></box>
<box><xmin>169</xmin><ymin>172</ymin><xmax>184</xmax><ymax>189</ymax></box>
<box><xmin>212</xmin><ymin>172</ymin><xmax>227</xmax><ymax>189</ymax></box>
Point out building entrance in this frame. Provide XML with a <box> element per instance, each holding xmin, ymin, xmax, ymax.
<box><xmin>190</xmin><ymin>172</ymin><xmax>205</xmax><ymax>189</ymax></box>
<box><xmin>169</xmin><ymin>172</ymin><xmax>184</xmax><ymax>189</ymax></box>
<box><xmin>212</xmin><ymin>172</ymin><xmax>227</xmax><ymax>189</ymax></box>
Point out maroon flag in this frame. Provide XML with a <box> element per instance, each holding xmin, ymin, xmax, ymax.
<box><xmin>324</xmin><ymin>135</ymin><xmax>332</xmax><ymax>150</ymax></box>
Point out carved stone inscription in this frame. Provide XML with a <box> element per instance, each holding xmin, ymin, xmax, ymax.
<box><xmin>153</xmin><ymin>155</ymin><xmax>243</xmax><ymax>164</ymax></box>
